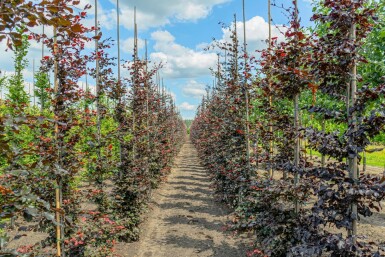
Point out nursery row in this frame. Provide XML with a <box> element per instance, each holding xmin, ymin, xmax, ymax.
<box><xmin>191</xmin><ymin>0</ymin><xmax>385</xmax><ymax>256</ymax></box>
<box><xmin>0</xmin><ymin>0</ymin><xmax>186</xmax><ymax>256</ymax></box>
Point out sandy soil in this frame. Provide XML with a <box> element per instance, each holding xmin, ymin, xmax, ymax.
<box><xmin>5</xmin><ymin>139</ymin><xmax>383</xmax><ymax>256</ymax></box>
<box><xmin>115</xmin><ymin>139</ymin><xmax>246</xmax><ymax>257</ymax></box>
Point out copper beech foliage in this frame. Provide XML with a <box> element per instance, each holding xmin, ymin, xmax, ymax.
<box><xmin>192</xmin><ymin>0</ymin><xmax>385</xmax><ymax>256</ymax></box>
<box><xmin>0</xmin><ymin>0</ymin><xmax>91</xmax><ymax>49</ymax></box>
<box><xmin>192</xmin><ymin>19</ymin><xmax>251</xmax><ymax>208</ymax></box>
<box><xmin>0</xmin><ymin>0</ymin><xmax>186</xmax><ymax>256</ymax></box>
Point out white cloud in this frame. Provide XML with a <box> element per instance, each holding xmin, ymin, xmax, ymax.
<box><xmin>121</xmin><ymin>37</ymin><xmax>145</xmax><ymax>54</ymax></box>
<box><xmin>169</xmin><ymin>91</ymin><xmax>177</xmax><ymax>101</ymax></box>
<box><xmin>151</xmin><ymin>31</ymin><xmax>175</xmax><ymax>43</ymax></box>
<box><xmin>182</xmin><ymin>80</ymin><xmax>206</xmax><ymax>99</ymax></box>
<box><xmin>150</xmin><ymin>30</ymin><xmax>217</xmax><ymax>78</ymax></box>
<box><xmin>179</xmin><ymin>102</ymin><xmax>196</xmax><ymax>111</ymax></box>
<box><xmin>76</xmin><ymin>0</ymin><xmax>232</xmax><ymax>31</ymax></box>
<box><xmin>79</xmin><ymin>0</ymin><xmax>116</xmax><ymax>30</ymax></box>
<box><xmin>216</xmin><ymin>16</ymin><xmax>287</xmax><ymax>54</ymax></box>
<box><xmin>110</xmin><ymin>0</ymin><xmax>231</xmax><ymax>30</ymax></box>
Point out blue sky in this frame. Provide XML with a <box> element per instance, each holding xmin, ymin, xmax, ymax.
<box><xmin>0</xmin><ymin>0</ymin><xmax>315</xmax><ymax>119</ymax></box>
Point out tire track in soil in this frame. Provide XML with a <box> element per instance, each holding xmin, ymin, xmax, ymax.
<box><xmin>116</xmin><ymin>138</ymin><xmax>246</xmax><ymax>257</ymax></box>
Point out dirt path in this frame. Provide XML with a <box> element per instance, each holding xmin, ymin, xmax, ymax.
<box><xmin>116</xmin><ymin>139</ymin><xmax>246</xmax><ymax>257</ymax></box>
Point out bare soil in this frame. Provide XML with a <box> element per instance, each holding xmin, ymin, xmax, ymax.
<box><xmin>115</xmin><ymin>139</ymin><xmax>247</xmax><ymax>257</ymax></box>
<box><xmin>6</xmin><ymin>139</ymin><xmax>384</xmax><ymax>256</ymax></box>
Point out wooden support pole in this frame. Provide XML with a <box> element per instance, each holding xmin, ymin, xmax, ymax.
<box><xmin>145</xmin><ymin>39</ymin><xmax>150</xmax><ymax>179</ymax></box>
<box><xmin>33</xmin><ymin>59</ymin><xmax>35</xmax><ymax>106</ymax></box>
<box><xmin>53</xmin><ymin>26</ymin><xmax>62</xmax><ymax>257</ymax></box>
<box><xmin>349</xmin><ymin>22</ymin><xmax>358</xmax><ymax>242</ymax></box>
<box><xmin>217</xmin><ymin>54</ymin><xmax>220</xmax><ymax>88</ymax></box>
<box><xmin>242</xmin><ymin>0</ymin><xmax>251</xmax><ymax>177</ymax></box>
<box><xmin>116</xmin><ymin>0</ymin><xmax>123</xmax><ymax>179</ymax></box>
<box><xmin>42</xmin><ymin>26</ymin><xmax>45</xmax><ymax>59</ymax></box>
<box><xmin>268</xmin><ymin>0</ymin><xmax>273</xmax><ymax>178</ymax></box>
<box><xmin>95</xmin><ymin>0</ymin><xmax>101</xmax><ymax>156</ymax></box>
<box><xmin>132</xmin><ymin>6</ymin><xmax>138</xmax><ymax>161</ymax></box>
<box><xmin>321</xmin><ymin>120</ymin><xmax>326</xmax><ymax>168</ymax></box>
<box><xmin>293</xmin><ymin>0</ymin><xmax>300</xmax><ymax>214</ymax></box>
<box><xmin>116</xmin><ymin>0</ymin><xmax>120</xmax><ymax>110</ymax></box>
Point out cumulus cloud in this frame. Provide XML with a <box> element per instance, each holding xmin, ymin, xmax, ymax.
<box><xmin>110</xmin><ymin>0</ymin><xmax>230</xmax><ymax>30</ymax></box>
<box><xmin>215</xmin><ymin>16</ymin><xmax>287</xmax><ymax>54</ymax></box>
<box><xmin>0</xmin><ymin>41</ymin><xmax>44</xmax><ymax>83</ymax></box>
<box><xmin>78</xmin><ymin>0</ymin><xmax>116</xmax><ymax>30</ymax></box>
<box><xmin>179</xmin><ymin>102</ymin><xmax>196</xmax><ymax>111</ymax></box>
<box><xmin>150</xmin><ymin>31</ymin><xmax>217</xmax><ymax>79</ymax></box>
<box><xmin>182</xmin><ymin>80</ymin><xmax>207</xmax><ymax>99</ymax></box>
<box><xmin>121</xmin><ymin>37</ymin><xmax>145</xmax><ymax>54</ymax></box>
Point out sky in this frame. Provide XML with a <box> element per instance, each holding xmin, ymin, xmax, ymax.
<box><xmin>0</xmin><ymin>0</ymin><xmax>315</xmax><ymax>119</ymax></box>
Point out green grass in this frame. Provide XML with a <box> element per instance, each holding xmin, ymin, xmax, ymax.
<box><xmin>307</xmin><ymin>145</ymin><xmax>385</xmax><ymax>168</ymax></box>
<box><xmin>363</xmin><ymin>145</ymin><xmax>385</xmax><ymax>168</ymax></box>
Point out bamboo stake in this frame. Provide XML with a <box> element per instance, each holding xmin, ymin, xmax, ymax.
<box><xmin>132</xmin><ymin>7</ymin><xmax>138</xmax><ymax>161</ymax></box>
<box><xmin>349</xmin><ymin>22</ymin><xmax>358</xmax><ymax>243</ymax></box>
<box><xmin>224</xmin><ymin>48</ymin><xmax>227</xmax><ymax>78</ymax></box>
<box><xmin>234</xmin><ymin>14</ymin><xmax>238</xmax><ymax>83</ymax></box>
<box><xmin>41</xmin><ymin>25</ymin><xmax>46</xmax><ymax>112</ymax></box>
<box><xmin>162</xmin><ymin>78</ymin><xmax>164</xmax><ymax>98</ymax></box>
<box><xmin>293</xmin><ymin>0</ymin><xmax>300</xmax><ymax>213</ymax></box>
<box><xmin>242</xmin><ymin>0</ymin><xmax>251</xmax><ymax>176</ymax></box>
<box><xmin>33</xmin><ymin>59</ymin><xmax>35</xmax><ymax>106</ymax></box>
<box><xmin>145</xmin><ymin>39</ymin><xmax>150</xmax><ymax>178</ymax></box>
<box><xmin>117</xmin><ymin>0</ymin><xmax>121</xmax><ymax>82</ymax></box>
<box><xmin>268</xmin><ymin>0</ymin><xmax>273</xmax><ymax>178</ymax></box>
<box><xmin>217</xmin><ymin>54</ymin><xmax>220</xmax><ymax>88</ymax></box>
<box><xmin>321</xmin><ymin>120</ymin><xmax>326</xmax><ymax>168</ymax></box>
<box><xmin>94</xmin><ymin>0</ymin><xmax>102</xmax><ymax>188</ymax></box>
<box><xmin>116</xmin><ymin>0</ymin><xmax>123</xmax><ymax>179</ymax></box>
<box><xmin>346</xmin><ymin>59</ymin><xmax>351</xmax><ymax>170</ymax></box>
<box><xmin>95</xmin><ymin>3</ymin><xmax>101</xmax><ymax>137</ymax></box>
<box><xmin>28</xmin><ymin>82</ymin><xmax>31</xmax><ymax>104</ymax></box>
<box><xmin>42</xmin><ymin>26</ymin><xmax>45</xmax><ymax>59</ymax></box>
<box><xmin>53</xmin><ymin>26</ymin><xmax>62</xmax><ymax>257</ymax></box>
<box><xmin>0</xmin><ymin>72</ymin><xmax>3</xmax><ymax>100</ymax></box>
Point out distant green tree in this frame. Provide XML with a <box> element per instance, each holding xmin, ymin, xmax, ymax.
<box><xmin>359</xmin><ymin>1</ymin><xmax>385</xmax><ymax>88</ymax></box>
<box><xmin>184</xmin><ymin>119</ymin><xmax>193</xmax><ymax>129</ymax></box>
<box><xmin>0</xmin><ymin>71</ymin><xmax>6</xmax><ymax>100</ymax></box>
<box><xmin>34</xmin><ymin>71</ymin><xmax>51</xmax><ymax>111</ymax></box>
<box><xmin>6</xmin><ymin>28</ymin><xmax>30</xmax><ymax>109</ymax></box>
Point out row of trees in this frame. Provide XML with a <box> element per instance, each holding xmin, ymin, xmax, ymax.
<box><xmin>0</xmin><ymin>1</ymin><xmax>186</xmax><ymax>256</ymax></box>
<box><xmin>191</xmin><ymin>0</ymin><xmax>385</xmax><ymax>256</ymax></box>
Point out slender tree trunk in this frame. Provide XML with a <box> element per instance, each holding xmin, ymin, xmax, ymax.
<box><xmin>293</xmin><ymin>0</ymin><xmax>300</xmax><ymax>213</ymax></box>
